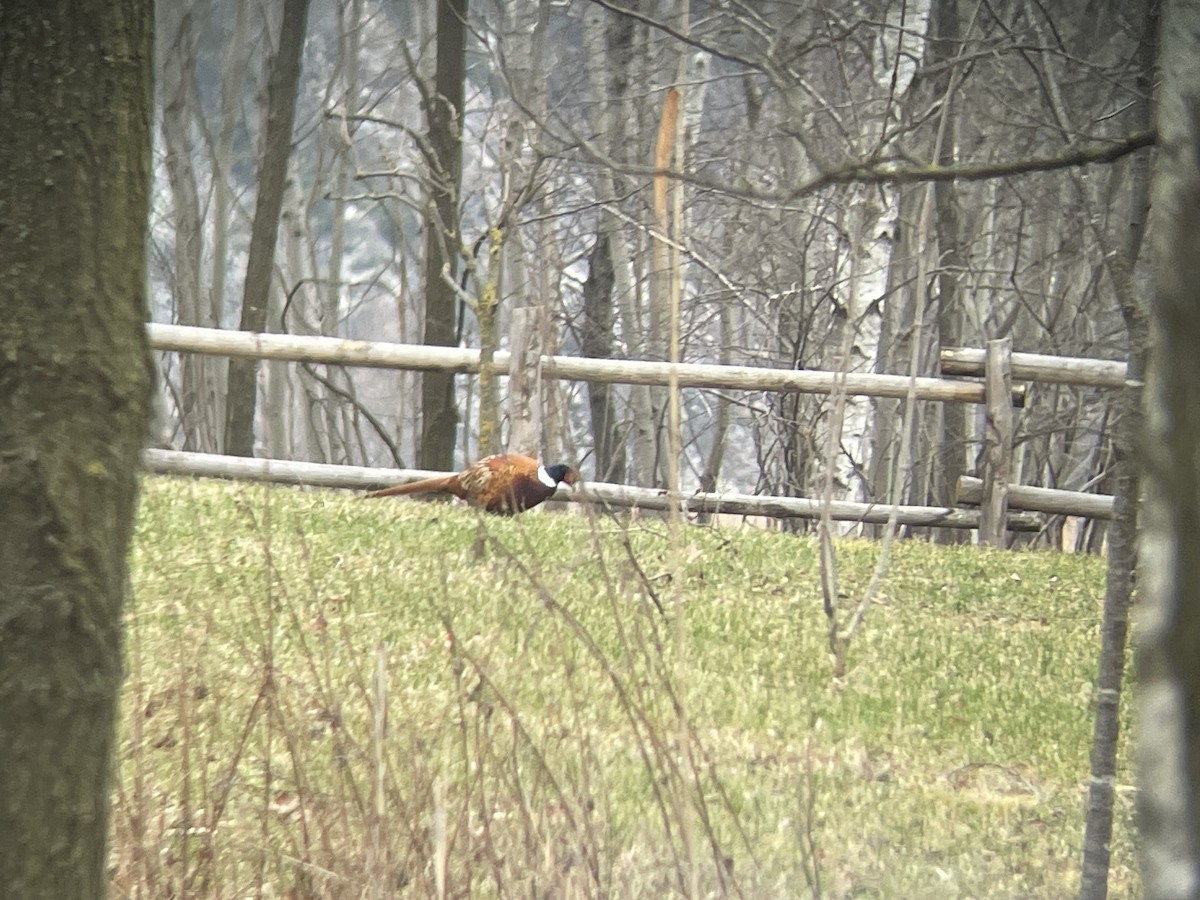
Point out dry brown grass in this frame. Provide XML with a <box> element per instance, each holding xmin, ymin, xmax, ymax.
<box><xmin>108</xmin><ymin>476</ymin><xmax>1138</xmax><ymax>898</ymax></box>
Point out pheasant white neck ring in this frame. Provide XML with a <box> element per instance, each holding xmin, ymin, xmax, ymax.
<box><xmin>536</xmin><ymin>465</ymin><xmax>558</xmax><ymax>488</ymax></box>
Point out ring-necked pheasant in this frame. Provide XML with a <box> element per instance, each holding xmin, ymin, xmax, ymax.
<box><xmin>365</xmin><ymin>453</ymin><xmax>579</xmax><ymax>515</ymax></box>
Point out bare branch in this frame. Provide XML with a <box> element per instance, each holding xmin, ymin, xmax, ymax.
<box><xmin>581</xmin><ymin>129</ymin><xmax>1157</xmax><ymax>203</ymax></box>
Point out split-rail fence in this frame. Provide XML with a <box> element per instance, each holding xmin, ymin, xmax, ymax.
<box><xmin>144</xmin><ymin>319</ymin><xmax>1129</xmax><ymax>546</ymax></box>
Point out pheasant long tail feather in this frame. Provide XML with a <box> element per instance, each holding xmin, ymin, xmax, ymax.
<box><xmin>365</xmin><ymin>474</ymin><xmax>461</xmax><ymax>499</ymax></box>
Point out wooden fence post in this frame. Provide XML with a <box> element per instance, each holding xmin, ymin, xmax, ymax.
<box><xmin>980</xmin><ymin>337</ymin><xmax>1015</xmax><ymax>547</ymax></box>
<box><xmin>507</xmin><ymin>307</ymin><xmax>544</xmax><ymax>456</ymax></box>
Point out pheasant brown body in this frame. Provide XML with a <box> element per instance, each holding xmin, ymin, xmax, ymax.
<box><xmin>365</xmin><ymin>453</ymin><xmax>578</xmax><ymax>515</ymax></box>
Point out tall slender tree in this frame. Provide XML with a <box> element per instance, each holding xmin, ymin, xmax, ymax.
<box><xmin>159</xmin><ymin>7</ymin><xmax>218</xmax><ymax>451</ymax></box>
<box><xmin>0</xmin><ymin>1</ymin><xmax>155</xmax><ymax>895</ymax></box>
<box><xmin>1079</xmin><ymin>5</ymin><xmax>1158</xmax><ymax>896</ymax></box>
<box><xmin>581</xmin><ymin>234</ymin><xmax>624</xmax><ymax>481</ymax></box>
<box><xmin>930</xmin><ymin>0</ymin><xmax>968</xmax><ymax>544</ymax></box>
<box><xmin>224</xmin><ymin>0</ymin><xmax>312</xmax><ymax>457</ymax></box>
<box><xmin>420</xmin><ymin>0</ymin><xmax>468</xmax><ymax>471</ymax></box>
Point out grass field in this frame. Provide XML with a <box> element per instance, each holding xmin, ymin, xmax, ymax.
<box><xmin>110</xmin><ymin>476</ymin><xmax>1138</xmax><ymax>898</ymax></box>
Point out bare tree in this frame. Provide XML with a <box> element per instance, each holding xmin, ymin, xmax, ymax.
<box><xmin>158</xmin><ymin>8</ymin><xmax>215</xmax><ymax>451</ymax></box>
<box><xmin>0</xmin><ymin>1</ymin><xmax>154</xmax><ymax>895</ymax></box>
<box><xmin>580</xmin><ymin>2</ymin><xmax>640</xmax><ymax>483</ymax></box>
<box><xmin>929</xmin><ymin>0</ymin><xmax>969</xmax><ymax>544</ymax></box>
<box><xmin>581</xmin><ymin>234</ymin><xmax>625</xmax><ymax>480</ymax></box>
<box><xmin>420</xmin><ymin>0</ymin><xmax>468</xmax><ymax>470</ymax></box>
<box><xmin>1079</xmin><ymin>3</ymin><xmax>1158</xmax><ymax>895</ymax></box>
<box><xmin>206</xmin><ymin>0</ymin><xmax>253</xmax><ymax>441</ymax></box>
<box><xmin>224</xmin><ymin>0</ymin><xmax>312</xmax><ymax>457</ymax></box>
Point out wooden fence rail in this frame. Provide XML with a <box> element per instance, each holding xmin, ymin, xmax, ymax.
<box><xmin>148</xmin><ymin>323</ymin><xmax>1128</xmax><ymax>542</ymax></box>
<box><xmin>142</xmin><ymin>449</ymin><xmax>1044</xmax><ymax>532</ymax></box>
<box><xmin>940</xmin><ymin>347</ymin><xmax>1127</xmax><ymax>388</ymax></box>
<box><xmin>149</xmin><ymin>323</ymin><xmax>1026</xmax><ymax>405</ymax></box>
<box><xmin>955</xmin><ymin>475</ymin><xmax>1115</xmax><ymax>520</ymax></box>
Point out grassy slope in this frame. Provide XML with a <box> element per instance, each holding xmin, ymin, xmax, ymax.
<box><xmin>112</xmin><ymin>475</ymin><xmax>1138</xmax><ymax>898</ymax></box>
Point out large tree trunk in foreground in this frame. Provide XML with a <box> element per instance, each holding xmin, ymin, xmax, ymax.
<box><xmin>1138</xmin><ymin>2</ymin><xmax>1200</xmax><ymax>896</ymax></box>
<box><xmin>224</xmin><ymin>0</ymin><xmax>311</xmax><ymax>457</ymax></box>
<box><xmin>0</xmin><ymin>1</ymin><xmax>155</xmax><ymax>896</ymax></box>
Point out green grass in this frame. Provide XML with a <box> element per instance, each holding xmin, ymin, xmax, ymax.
<box><xmin>110</xmin><ymin>475</ymin><xmax>1138</xmax><ymax>898</ymax></box>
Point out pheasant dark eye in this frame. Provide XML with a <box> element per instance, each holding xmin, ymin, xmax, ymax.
<box><xmin>365</xmin><ymin>454</ymin><xmax>579</xmax><ymax>515</ymax></box>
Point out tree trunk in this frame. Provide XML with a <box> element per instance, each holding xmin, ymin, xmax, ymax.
<box><xmin>159</xmin><ymin>8</ymin><xmax>222</xmax><ymax>452</ymax></box>
<box><xmin>0</xmin><ymin>2</ymin><xmax>154</xmax><ymax>896</ymax></box>
<box><xmin>476</xmin><ymin>233</ymin><xmax>502</xmax><ymax>457</ymax></box>
<box><xmin>697</xmin><ymin>296</ymin><xmax>732</xmax><ymax>512</ymax></box>
<box><xmin>203</xmin><ymin>0</ymin><xmax>251</xmax><ymax>451</ymax></box>
<box><xmin>224</xmin><ymin>0</ymin><xmax>312</xmax><ymax>457</ymax></box>
<box><xmin>929</xmin><ymin>0</ymin><xmax>967</xmax><ymax>544</ymax></box>
<box><xmin>209</xmin><ymin>0</ymin><xmax>251</xmax><ymax>330</ymax></box>
<box><xmin>869</xmin><ymin>184</ymin><xmax>924</xmax><ymax>521</ymax></box>
<box><xmin>584</xmin><ymin>2</ymin><xmax>637</xmax><ymax>482</ymax></box>
<box><xmin>1138</xmin><ymin>2</ymin><xmax>1200</xmax><ymax>896</ymax></box>
<box><xmin>604</xmin><ymin>8</ymin><xmax>657</xmax><ymax>487</ymax></box>
<box><xmin>310</xmin><ymin>0</ymin><xmax>364</xmax><ymax>465</ymax></box>
<box><xmin>1078</xmin><ymin>7</ymin><xmax>1157</xmax><ymax>898</ymax></box>
<box><xmin>419</xmin><ymin>0</ymin><xmax>468</xmax><ymax>470</ymax></box>
<box><xmin>647</xmin><ymin>87</ymin><xmax>679</xmax><ymax>491</ymax></box>
<box><xmin>582</xmin><ymin>234</ymin><xmax>625</xmax><ymax>482</ymax></box>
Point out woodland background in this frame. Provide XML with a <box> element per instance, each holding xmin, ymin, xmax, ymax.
<box><xmin>152</xmin><ymin>0</ymin><xmax>1155</xmax><ymax>550</ymax></box>
<box><xmin>5</xmin><ymin>2</ymin><xmax>1189</xmax><ymax>897</ymax></box>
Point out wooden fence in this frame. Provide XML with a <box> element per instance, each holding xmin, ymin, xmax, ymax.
<box><xmin>147</xmin><ymin>322</ymin><xmax>1123</xmax><ymax>541</ymax></box>
<box><xmin>141</xmin><ymin>448</ymin><xmax>1043</xmax><ymax>532</ymax></box>
<box><xmin>149</xmin><ymin>323</ymin><xmax>1027</xmax><ymax>404</ymax></box>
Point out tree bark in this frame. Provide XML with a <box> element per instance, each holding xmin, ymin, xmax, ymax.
<box><xmin>582</xmin><ymin>234</ymin><xmax>625</xmax><ymax>482</ymax></box>
<box><xmin>419</xmin><ymin>0</ymin><xmax>468</xmax><ymax>470</ymax></box>
<box><xmin>1079</xmin><ymin>6</ymin><xmax>1157</xmax><ymax>898</ymax></box>
<box><xmin>476</xmin><ymin>232</ymin><xmax>502</xmax><ymax>457</ymax></box>
<box><xmin>159</xmin><ymin>8</ymin><xmax>219</xmax><ymax>452</ymax></box>
<box><xmin>929</xmin><ymin>0</ymin><xmax>968</xmax><ymax>544</ymax></box>
<box><xmin>183</xmin><ymin>0</ymin><xmax>250</xmax><ymax>454</ymax></box>
<box><xmin>1139</xmin><ymin>1</ymin><xmax>1200</xmax><ymax>895</ymax></box>
<box><xmin>224</xmin><ymin>0</ymin><xmax>312</xmax><ymax>457</ymax></box>
<box><xmin>584</xmin><ymin>2</ymin><xmax>637</xmax><ymax>483</ymax></box>
<box><xmin>0</xmin><ymin>1</ymin><xmax>154</xmax><ymax>896</ymax></box>
<box><xmin>603</xmin><ymin>8</ymin><xmax>657</xmax><ymax>487</ymax></box>
<box><xmin>869</xmin><ymin>184</ymin><xmax>924</xmax><ymax>521</ymax></box>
